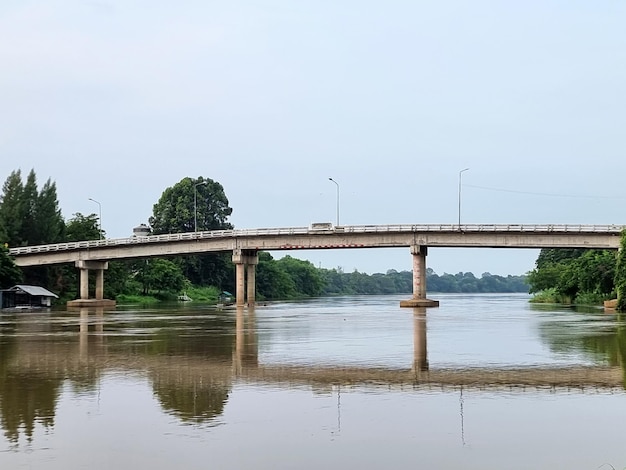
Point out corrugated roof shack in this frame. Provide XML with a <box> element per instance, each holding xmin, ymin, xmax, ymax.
<box><xmin>0</xmin><ymin>285</ymin><xmax>59</xmax><ymax>309</ymax></box>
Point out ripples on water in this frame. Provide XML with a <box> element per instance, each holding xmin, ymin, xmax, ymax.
<box><xmin>1</xmin><ymin>293</ymin><xmax>626</xmax><ymax>469</ymax></box>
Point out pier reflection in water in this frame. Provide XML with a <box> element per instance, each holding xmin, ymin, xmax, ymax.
<box><xmin>1</xmin><ymin>294</ymin><xmax>626</xmax><ymax>469</ymax></box>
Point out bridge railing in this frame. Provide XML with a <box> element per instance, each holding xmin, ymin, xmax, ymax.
<box><xmin>8</xmin><ymin>224</ymin><xmax>624</xmax><ymax>256</ymax></box>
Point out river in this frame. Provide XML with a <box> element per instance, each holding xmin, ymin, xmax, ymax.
<box><xmin>1</xmin><ymin>293</ymin><xmax>625</xmax><ymax>469</ymax></box>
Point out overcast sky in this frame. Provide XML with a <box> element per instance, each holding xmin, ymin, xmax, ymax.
<box><xmin>1</xmin><ymin>1</ymin><xmax>625</xmax><ymax>276</ymax></box>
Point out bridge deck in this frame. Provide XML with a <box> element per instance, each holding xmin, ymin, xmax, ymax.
<box><xmin>9</xmin><ymin>224</ymin><xmax>625</xmax><ymax>266</ymax></box>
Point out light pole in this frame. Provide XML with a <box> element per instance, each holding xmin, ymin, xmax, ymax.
<box><xmin>88</xmin><ymin>198</ymin><xmax>102</xmax><ymax>239</ymax></box>
<box><xmin>458</xmin><ymin>168</ymin><xmax>469</xmax><ymax>228</ymax></box>
<box><xmin>194</xmin><ymin>181</ymin><xmax>207</xmax><ymax>232</ymax></box>
<box><xmin>328</xmin><ymin>177</ymin><xmax>340</xmax><ymax>226</ymax></box>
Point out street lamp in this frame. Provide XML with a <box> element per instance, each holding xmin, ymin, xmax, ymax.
<box><xmin>458</xmin><ymin>168</ymin><xmax>469</xmax><ymax>228</ymax></box>
<box><xmin>328</xmin><ymin>177</ymin><xmax>340</xmax><ymax>226</ymax></box>
<box><xmin>194</xmin><ymin>181</ymin><xmax>207</xmax><ymax>232</ymax></box>
<box><xmin>88</xmin><ymin>198</ymin><xmax>102</xmax><ymax>239</ymax></box>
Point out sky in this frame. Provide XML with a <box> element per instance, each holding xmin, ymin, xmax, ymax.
<box><xmin>1</xmin><ymin>1</ymin><xmax>625</xmax><ymax>276</ymax></box>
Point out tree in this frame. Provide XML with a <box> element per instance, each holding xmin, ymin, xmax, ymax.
<box><xmin>0</xmin><ymin>169</ymin><xmax>66</xmax><ymax>289</ymax></box>
<box><xmin>19</xmin><ymin>169</ymin><xmax>38</xmax><ymax>245</ymax></box>
<box><xmin>0</xmin><ymin>246</ymin><xmax>22</xmax><ymax>288</ymax></box>
<box><xmin>135</xmin><ymin>259</ymin><xmax>186</xmax><ymax>296</ymax></box>
<box><xmin>149</xmin><ymin>177</ymin><xmax>234</xmax><ymax>288</ymax></box>
<box><xmin>149</xmin><ymin>176</ymin><xmax>233</xmax><ymax>234</ymax></box>
<box><xmin>528</xmin><ymin>248</ymin><xmax>617</xmax><ymax>303</ymax></box>
<box><xmin>35</xmin><ymin>178</ymin><xmax>65</xmax><ymax>244</ymax></box>
<box><xmin>275</xmin><ymin>256</ymin><xmax>325</xmax><ymax>297</ymax></box>
<box><xmin>0</xmin><ymin>169</ymin><xmax>64</xmax><ymax>247</ymax></box>
<box><xmin>0</xmin><ymin>170</ymin><xmax>24</xmax><ymax>246</ymax></box>
<box><xmin>65</xmin><ymin>213</ymin><xmax>100</xmax><ymax>242</ymax></box>
<box><xmin>256</xmin><ymin>252</ymin><xmax>297</xmax><ymax>299</ymax></box>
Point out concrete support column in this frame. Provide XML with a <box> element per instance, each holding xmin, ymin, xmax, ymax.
<box><xmin>400</xmin><ymin>245</ymin><xmax>439</xmax><ymax>308</ymax></box>
<box><xmin>232</xmin><ymin>249</ymin><xmax>246</xmax><ymax>306</ymax></box>
<box><xmin>79</xmin><ymin>269</ymin><xmax>89</xmax><ymax>300</ymax></box>
<box><xmin>244</xmin><ymin>252</ymin><xmax>258</xmax><ymax>306</ymax></box>
<box><xmin>68</xmin><ymin>261</ymin><xmax>115</xmax><ymax>308</ymax></box>
<box><xmin>411</xmin><ymin>245</ymin><xmax>427</xmax><ymax>300</ymax></box>
<box><xmin>235</xmin><ymin>262</ymin><xmax>245</xmax><ymax>306</ymax></box>
<box><xmin>232</xmin><ymin>249</ymin><xmax>258</xmax><ymax>307</ymax></box>
<box><xmin>95</xmin><ymin>269</ymin><xmax>105</xmax><ymax>300</ymax></box>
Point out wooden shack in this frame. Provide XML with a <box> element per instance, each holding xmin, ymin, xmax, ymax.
<box><xmin>0</xmin><ymin>285</ymin><xmax>59</xmax><ymax>309</ymax></box>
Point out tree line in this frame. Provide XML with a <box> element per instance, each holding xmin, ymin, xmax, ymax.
<box><xmin>0</xmin><ymin>169</ymin><xmax>528</xmax><ymax>303</ymax></box>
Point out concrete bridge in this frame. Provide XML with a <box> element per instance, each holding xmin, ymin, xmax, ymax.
<box><xmin>9</xmin><ymin>223</ymin><xmax>625</xmax><ymax>307</ymax></box>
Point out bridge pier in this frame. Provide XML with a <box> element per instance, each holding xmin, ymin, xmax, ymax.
<box><xmin>232</xmin><ymin>249</ymin><xmax>258</xmax><ymax>306</ymax></box>
<box><xmin>400</xmin><ymin>245</ymin><xmax>439</xmax><ymax>308</ymax></box>
<box><xmin>67</xmin><ymin>261</ymin><xmax>116</xmax><ymax>308</ymax></box>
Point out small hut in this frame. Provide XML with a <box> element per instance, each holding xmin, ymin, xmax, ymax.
<box><xmin>0</xmin><ymin>285</ymin><xmax>59</xmax><ymax>309</ymax></box>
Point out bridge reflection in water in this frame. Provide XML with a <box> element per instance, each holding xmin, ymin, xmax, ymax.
<box><xmin>0</xmin><ymin>305</ymin><xmax>625</xmax><ymax>443</ymax></box>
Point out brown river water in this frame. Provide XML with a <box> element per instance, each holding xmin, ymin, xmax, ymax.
<box><xmin>1</xmin><ymin>293</ymin><xmax>625</xmax><ymax>469</ymax></box>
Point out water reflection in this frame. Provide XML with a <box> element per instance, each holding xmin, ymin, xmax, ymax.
<box><xmin>234</xmin><ymin>306</ymin><xmax>258</xmax><ymax>373</ymax></box>
<box><xmin>413</xmin><ymin>307</ymin><xmax>428</xmax><ymax>372</ymax></box>
<box><xmin>0</xmin><ymin>315</ymin><xmax>60</xmax><ymax>443</ymax></box>
<box><xmin>535</xmin><ymin>306</ymin><xmax>626</xmax><ymax>387</ymax></box>
<box><xmin>2</xmin><ymin>298</ymin><xmax>626</xmax><ymax>445</ymax></box>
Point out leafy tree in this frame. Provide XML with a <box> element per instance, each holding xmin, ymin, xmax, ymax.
<box><xmin>135</xmin><ymin>259</ymin><xmax>186</xmax><ymax>296</ymax></box>
<box><xmin>535</xmin><ymin>248</ymin><xmax>586</xmax><ymax>269</ymax></box>
<box><xmin>149</xmin><ymin>176</ymin><xmax>234</xmax><ymax>289</ymax></box>
<box><xmin>149</xmin><ymin>176</ymin><xmax>233</xmax><ymax>234</ymax></box>
<box><xmin>0</xmin><ymin>246</ymin><xmax>22</xmax><ymax>288</ymax></box>
<box><xmin>577</xmin><ymin>250</ymin><xmax>616</xmax><ymax>295</ymax></box>
<box><xmin>256</xmin><ymin>252</ymin><xmax>297</xmax><ymax>299</ymax></box>
<box><xmin>102</xmin><ymin>261</ymin><xmax>137</xmax><ymax>300</ymax></box>
<box><xmin>275</xmin><ymin>256</ymin><xmax>325</xmax><ymax>297</ymax></box>
<box><xmin>528</xmin><ymin>248</ymin><xmax>617</xmax><ymax>304</ymax></box>
<box><xmin>65</xmin><ymin>213</ymin><xmax>100</xmax><ymax>241</ymax></box>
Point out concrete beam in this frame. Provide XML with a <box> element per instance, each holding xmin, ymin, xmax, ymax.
<box><xmin>11</xmin><ymin>226</ymin><xmax>624</xmax><ymax>267</ymax></box>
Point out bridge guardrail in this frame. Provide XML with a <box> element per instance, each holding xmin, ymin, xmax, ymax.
<box><xmin>8</xmin><ymin>224</ymin><xmax>625</xmax><ymax>256</ymax></box>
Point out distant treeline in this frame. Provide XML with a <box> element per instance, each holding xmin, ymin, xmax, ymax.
<box><xmin>254</xmin><ymin>254</ymin><xmax>528</xmax><ymax>300</ymax></box>
<box><xmin>318</xmin><ymin>265</ymin><xmax>528</xmax><ymax>296</ymax></box>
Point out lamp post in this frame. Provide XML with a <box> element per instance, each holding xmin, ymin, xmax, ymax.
<box><xmin>328</xmin><ymin>177</ymin><xmax>340</xmax><ymax>226</ymax></box>
<box><xmin>458</xmin><ymin>168</ymin><xmax>469</xmax><ymax>228</ymax></box>
<box><xmin>88</xmin><ymin>198</ymin><xmax>102</xmax><ymax>239</ymax></box>
<box><xmin>194</xmin><ymin>181</ymin><xmax>207</xmax><ymax>232</ymax></box>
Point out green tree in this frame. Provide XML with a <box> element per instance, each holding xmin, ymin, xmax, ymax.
<box><xmin>149</xmin><ymin>176</ymin><xmax>233</xmax><ymax>234</ymax></box>
<box><xmin>149</xmin><ymin>177</ymin><xmax>234</xmax><ymax>288</ymax></box>
<box><xmin>0</xmin><ymin>170</ymin><xmax>24</xmax><ymax>246</ymax></box>
<box><xmin>275</xmin><ymin>255</ymin><xmax>325</xmax><ymax>297</ymax></box>
<box><xmin>19</xmin><ymin>169</ymin><xmax>38</xmax><ymax>245</ymax></box>
<box><xmin>256</xmin><ymin>252</ymin><xmax>297</xmax><ymax>299</ymax></box>
<box><xmin>35</xmin><ymin>178</ymin><xmax>65</xmax><ymax>244</ymax></box>
<box><xmin>0</xmin><ymin>246</ymin><xmax>22</xmax><ymax>288</ymax></box>
<box><xmin>528</xmin><ymin>248</ymin><xmax>617</xmax><ymax>304</ymax></box>
<box><xmin>65</xmin><ymin>213</ymin><xmax>100</xmax><ymax>241</ymax></box>
<box><xmin>136</xmin><ymin>259</ymin><xmax>186</xmax><ymax>296</ymax></box>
